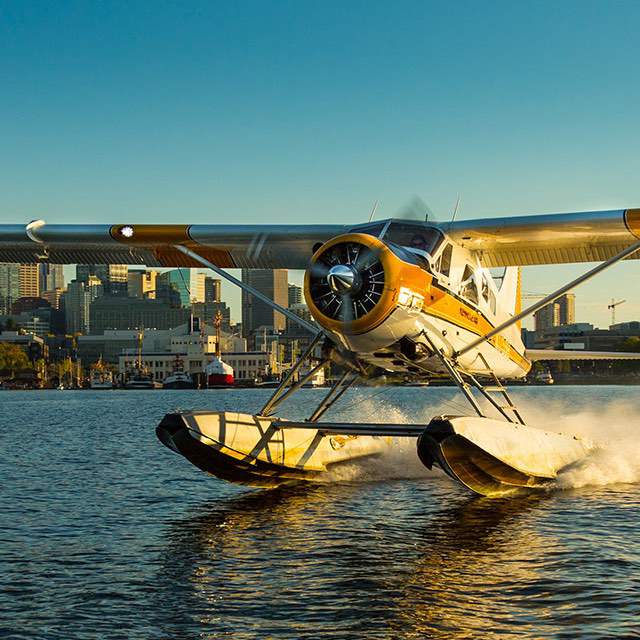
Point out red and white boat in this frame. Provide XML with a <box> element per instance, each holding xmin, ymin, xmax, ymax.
<box><xmin>205</xmin><ymin>355</ymin><xmax>234</xmax><ymax>387</ymax></box>
<box><xmin>205</xmin><ymin>311</ymin><xmax>234</xmax><ymax>387</ymax></box>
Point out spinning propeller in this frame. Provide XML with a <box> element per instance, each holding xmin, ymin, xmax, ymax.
<box><xmin>307</xmin><ymin>240</ymin><xmax>385</xmax><ymax>330</ymax></box>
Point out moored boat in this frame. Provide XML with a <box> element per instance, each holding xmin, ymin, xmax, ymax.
<box><xmin>163</xmin><ymin>356</ymin><xmax>196</xmax><ymax>389</ymax></box>
<box><xmin>89</xmin><ymin>368</ymin><xmax>114</xmax><ymax>389</ymax></box>
<box><xmin>205</xmin><ymin>356</ymin><xmax>234</xmax><ymax>387</ymax></box>
<box><xmin>124</xmin><ymin>367</ymin><xmax>160</xmax><ymax>389</ymax></box>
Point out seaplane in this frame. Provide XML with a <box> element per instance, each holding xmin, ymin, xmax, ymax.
<box><xmin>3</xmin><ymin>208</ymin><xmax>640</xmax><ymax>496</ymax></box>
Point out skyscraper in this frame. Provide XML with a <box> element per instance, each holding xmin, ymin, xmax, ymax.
<box><xmin>156</xmin><ymin>269</ymin><xmax>205</xmax><ymax>307</ymax></box>
<box><xmin>204</xmin><ymin>277</ymin><xmax>221</xmax><ymax>303</ymax></box>
<box><xmin>39</xmin><ymin>264</ymin><xmax>65</xmax><ymax>293</ymax></box>
<box><xmin>534</xmin><ymin>294</ymin><xmax>576</xmax><ymax>333</ymax></box>
<box><xmin>76</xmin><ymin>264</ymin><xmax>128</xmax><ymax>296</ymax></box>
<box><xmin>128</xmin><ymin>269</ymin><xmax>158</xmax><ymax>299</ymax></box>
<box><xmin>63</xmin><ymin>277</ymin><xmax>103</xmax><ymax>334</ymax></box>
<box><xmin>241</xmin><ymin>269</ymin><xmax>288</xmax><ymax>340</ymax></box>
<box><xmin>0</xmin><ymin>263</ymin><xmax>20</xmax><ymax>315</ymax></box>
<box><xmin>42</xmin><ymin>288</ymin><xmax>65</xmax><ymax>310</ymax></box>
<box><xmin>557</xmin><ymin>293</ymin><xmax>575</xmax><ymax>326</ymax></box>
<box><xmin>19</xmin><ymin>264</ymin><xmax>40</xmax><ymax>297</ymax></box>
<box><xmin>288</xmin><ymin>283</ymin><xmax>303</xmax><ymax>306</ymax></box>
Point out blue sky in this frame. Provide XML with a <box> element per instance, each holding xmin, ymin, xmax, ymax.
<box><xmin>2</xmin><ymin>1</ymin><xmax>640</xmax><ymax>326</ymax></box>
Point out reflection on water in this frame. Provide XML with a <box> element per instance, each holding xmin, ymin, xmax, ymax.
<box><xmin>155</xmin><ymin>484</ymin><xmax>633</xmax><ymax>639</ymax></box>
<box><xmin>1</xmin><ymin>388</ymin><xmax>639</xmax><ymax>639</ymax></box>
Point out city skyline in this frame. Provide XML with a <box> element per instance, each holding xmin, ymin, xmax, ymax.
<box><xmin>2</xmin><ymin>2</ymin><xmax>640</xmax><ymax>327</ymax></box>
<box><xmin>5</xmin><ymin>260</ymin><xmax>635</xmax><ymax>331</ymax></box>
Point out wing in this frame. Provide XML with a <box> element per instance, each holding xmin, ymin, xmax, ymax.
<box><xmin>0</xmin><ymin>221</ymin><xmax>348</xmax><ymax>268</ymax></box>
<box><xmin>445</xmin><ymin>208</ymin><xmax>640</xmax><ymax>267</ymax></box>
<box><xmin>526</xmin><ymin>349</ymin><xmax>640</xmax><ymax>361</ymax></box>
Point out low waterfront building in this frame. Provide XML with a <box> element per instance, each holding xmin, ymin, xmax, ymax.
<box><xmin>117</xmin><ymin>328</ymin><xmax>221</xmax><ymax>383</ymax></box>
<box><xmin>78</xmin><ymin>322</ymin><xmax>220</xmax><ymax>365</ymax></box>
<box><xmin>534</xmin><ymin>322</ymin><xmax>640</xmax><ymax>351</ymax></box>
<box><xmin>222</xmin><ymin>351</ymin><xmax>269</xmax><ymax>382</ymax></box>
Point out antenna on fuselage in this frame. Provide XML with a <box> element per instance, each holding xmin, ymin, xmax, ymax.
<box><xmin>368</xmin><ymin>200</ymin><xmax>379</xmax><ymax>223</ymax></box>
<box><xmin>450</xmin><ymin>194</ymin><xmax>461</xmax><ymax>224</ymax></box>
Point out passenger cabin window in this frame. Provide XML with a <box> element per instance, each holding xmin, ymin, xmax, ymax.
<box><xmin>481</xmin><ymin>273</ymin><xmax>490</xmax><ymax>303</ymax></box>
<box><xmin>436</xmin><ymin>243</ymin><xmax>453</xmax><ymax>277</ymax></box>
<box><xmin>460</xmin><ymin>265</ymin><xmax>478</xmax><ymax>305</ymax></box>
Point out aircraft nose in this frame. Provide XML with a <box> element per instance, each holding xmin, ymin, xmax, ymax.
<box><xmin>327</xmin><ymin>264</ymin><xmax>359</xmax><ymax>294</ymax></box>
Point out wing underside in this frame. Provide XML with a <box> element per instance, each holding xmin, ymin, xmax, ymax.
<box><xmin>446</xmin><ymin>208</ymin><xmax>640</xmax><ymax>267</ymax></box>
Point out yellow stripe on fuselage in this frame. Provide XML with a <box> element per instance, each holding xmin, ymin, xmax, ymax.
<box><xmin>423</xmin><ymin>286</ymin><xmax>530</xmax><ymax>372</ymax></box>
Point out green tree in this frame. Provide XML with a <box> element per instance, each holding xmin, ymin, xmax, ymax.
<box><xmin>0</xmin><ymin>318</ymin><xmax>18</xmax><ymax>332</ymax></box>
<box><xmin>0</xmin><ymin>342</ymin><xmax>30</xmax><ymax>377</ymax></box>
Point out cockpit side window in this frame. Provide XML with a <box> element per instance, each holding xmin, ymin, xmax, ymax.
<box><xmin>386</xmin><ymin>242</ymin><xmax>431</xmax><ymax>271</ymax></box>
<box><xmin>460</xmin><ymin>264</ymin><xmax>478</xmax><ymax>305</ymax></box>
<box><xmin>436</xmin><ymin>243</ymin><xmax>453</xmax><ymax>277</ymax></box>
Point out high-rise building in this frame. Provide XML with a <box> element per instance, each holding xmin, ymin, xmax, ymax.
<box><xmin>63</xmin><ymin>277</ymin><xmax>103</xmax><ymax>334</ymax></box>
<box><xmin>39</xmin><ymin>264</ymin><xmax>65</xmax><ymax>293</ymax></box>
<box><xmin>204</xmin><ymin>277</ymin><xmax>221</xmax><ymax>303</ymax></box>
<box><xmin>192</xmin><ymin>301</ymin><xmax>232</xmax><ymax>333</ymax></box>
<box><xmin>193</xmin><ymin>272</ymin><xmax>205</xmax><ymax>303</ymax></box>
<box><xmin>42</xmin><ymin>288</ymin><xmax>65</xmax><ymax>310</ymax></box>
<box><xmin>76</xmin><ymin>264</ymin><xmax>128</xmax><ymax>296</ymax></box>
<box><xmin>241</xmin><ymin>269</ymin><xmax>288</xmax><ymax>341</ymax></box>
<box><xmin>534</xmin><ymin>303</ymin><xmax>559</xmax><ymax>333</ymax></box>
<box><xmin>128</xmin><ymin>269</ymin><xmax>158</xmax><ymax>299</ymax></box>
<box><xmin>557</xmin><ymin>294</ymin><xmax>575</xmax><ymax>326</ymax></box>
<box><xmin>19</xmin><ymin>264</ymin><xmax>40</xmax><ymax>298</ymax></box>
<box><xmin>288</xmin><ymin>284</ymin><xmax>303</xmax><ymax>306</ymax></box>
<box><xmin>534</xmin><ymin>294</ymin><xmax>576</xmax><ymax>333</ymax></box>
<box><xmin>0</xmin><ymin>263</ymin><xmax>20</xmax><ymax>315</ymax></box>
<box><xmin>89</xmin><ymin>296</ymin><xmax>191</xmax><ymax>334</ymax></box>
<box><xmin>157</xmin><ymin>269</ymin><xmax>205</xmax><ymax>307</ymax></box>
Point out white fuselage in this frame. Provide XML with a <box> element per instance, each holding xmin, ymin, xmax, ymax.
<box><xmin>311</xmin><ymin>233</ymin><xmax>530</xmax><ymax>380</ymax></box>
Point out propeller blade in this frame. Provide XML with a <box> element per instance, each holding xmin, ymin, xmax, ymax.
<box><xmin>396</xmin><ymin>195</ymin><xmax>437</xmax><ymax>222</ymax></box>
<box><xmin>308</xmin><ymin>260</ymin><xmax>330</xmax><ymax>278</ymax></box>
<box><xmin>340</xmin><ymin>292</ymin><xmax>354</xmax><ymax>330</ymax></box>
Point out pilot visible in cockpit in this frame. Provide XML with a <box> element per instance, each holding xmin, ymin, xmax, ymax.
<box><xmin>410</xmin><ymin>233</ymin><xmax>429</xmax><ymax>252</ymax></box>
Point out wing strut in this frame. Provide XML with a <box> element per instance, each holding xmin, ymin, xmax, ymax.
<box><xmin>173</xmin><ymin>244</ymin><xmax>319</xmax><ymax>335</ymax></box>
<box><xmin>456</xmin><ymin>239</ymin><xmax>640</xmax><ymax>358</ymax></box>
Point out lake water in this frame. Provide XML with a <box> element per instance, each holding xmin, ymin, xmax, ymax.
<box><xmin>1</xmin><ymin>386</ymin><xmax>639</xmax><ymax>639</ymax></box>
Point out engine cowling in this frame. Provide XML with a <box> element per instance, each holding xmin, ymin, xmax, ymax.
<box><xmin>304</xmin><ymin>233</ymin><xmax>432</xmax><ymax>340</ymax></box>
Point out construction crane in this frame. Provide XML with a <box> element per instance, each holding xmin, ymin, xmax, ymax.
<box><xmin>607</xmin><ymin>298</ymin><xmax>626</xmax><ymax>326</ymax></box>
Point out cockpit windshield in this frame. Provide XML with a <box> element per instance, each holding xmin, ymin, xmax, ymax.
<box><xmin>380</xmin><ymin>221</ymin><xmax>443</xmax><ymax>255</ymax></box>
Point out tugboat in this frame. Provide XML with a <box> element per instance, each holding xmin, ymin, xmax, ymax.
<box><xmin>123</xmin><ymin>331</ymin><xmax>160</xmax><ymax>389</ymax></box>
<box><xmin>205</xmin><ymin>311</ymin><xmax>234</xmax><ymax>388</ymax></box>
<box><xmin>89</xmin><ymin>359</ymin><xmax>114</xmax><ymax>389</ymax></box>
<box><xmin>163</xmin><ymin>355</ymin><xmax>195</xmax><ymax>389</ymax></box>
<box><xmin>124</xmin><ymin>367</ymin><xmax>159</xmax><ymax>389</ymax></box>
<box><xmin>534</xmin><ymin>369</ymin><xmax>555</xmax><ymax>385</ymax></box>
